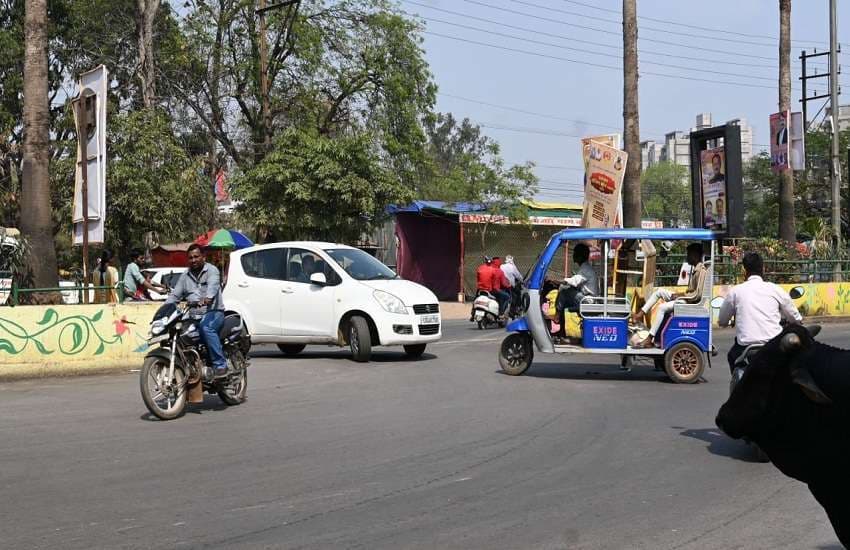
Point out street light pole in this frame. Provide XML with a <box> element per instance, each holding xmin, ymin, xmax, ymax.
<box><xmin>830</xmin><ymin>0</ymin><xmax>841</xmax><ymax>249</ymax></box>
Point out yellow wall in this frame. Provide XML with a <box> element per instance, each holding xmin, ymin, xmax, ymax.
<box><xmin>629</xmin><ymin>282</ymin><xmax>850</xmax><ymax>325</ymax></box>
<box><xmin>0</xmin><ymin>303</ymin><xmax>160</xmax><ymax>377</ymax></box>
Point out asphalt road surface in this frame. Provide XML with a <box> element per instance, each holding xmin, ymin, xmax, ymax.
<box><xmin>1</xmin><ymin>321</ymin><xmax>846</xmax><ymax>549</ymax></box>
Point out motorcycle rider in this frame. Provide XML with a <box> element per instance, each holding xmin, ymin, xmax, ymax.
<box><xmin>500</xmin><ymin>255</ymin><xmax>524</xmax><ymax>317</ymax></box>
<box><xmin>718</xmin><ymin>252</ymin><xmax>802</xmax><ymax>374</ymax></box>
<box><xmin>165</xmin><ymin>244</ymin><xmax>228</xmax><ymax>377</ymax></box>
<box><xmin>491</xmin><ymin>257</ymin><xmax>512</xmax><ymax>316</ymax></box>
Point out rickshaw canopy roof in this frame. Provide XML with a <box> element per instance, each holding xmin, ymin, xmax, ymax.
<box><xmin>552</xmin><ymin>228</ymin><xmax>717</xmax><ymax>242</ymax></box>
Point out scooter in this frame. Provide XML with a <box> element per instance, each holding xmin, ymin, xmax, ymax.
<box><xmin>472</xmin><ymin>291</ymin><xmax>509</xmax><ymax>329</ymax></box>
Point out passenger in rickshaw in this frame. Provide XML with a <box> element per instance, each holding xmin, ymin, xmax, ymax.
<box><xmin>553</xmin><ymin>243</ymin><xmax>599</xmax><ymax>339</ymax></box>
<box><xmin>631</xmin><ymin>242</ymin><xmax>707</xmax><ymax>349</ymax></box>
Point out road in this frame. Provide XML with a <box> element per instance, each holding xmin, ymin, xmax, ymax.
<box><xmin>0</xmin><ymin>321</ymin><xmax>844</xmax><ymax>549</ymax></box>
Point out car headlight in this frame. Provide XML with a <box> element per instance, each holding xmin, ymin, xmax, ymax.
<box><xmin>373</xmin><ymin>290</ymin><xmax>407</xmax><ymax>314</ymax></box>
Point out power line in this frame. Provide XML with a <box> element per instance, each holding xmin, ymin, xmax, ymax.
<box><xmin>558</xmin><ymin>0</ymin><xmax>843</xmax><ymax>48</ymax></box>
<box><xmin>513</xmin><ymin>0</ymin><xmax>783</xmax><ymax>48</ymax></box>
<box><xmin>405</xmin><ymin>0</ymin><xmax>779</xmax><ymax>70</ymax></box>
<box><xmin>460</xmin><ymin>0</ymin><xmax>778</xmax><ymax>61</ymax></box>
<box><xmin>424</xmin><ymin>31</ymin><xmax>784</xmax><ymax>90</ymax></box>
<box><xmin>423</xmin><ymin>16</ymin><xmax>783</xmax><ymax>85</ymax></box>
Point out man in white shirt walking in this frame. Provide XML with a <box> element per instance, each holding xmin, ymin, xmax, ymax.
<box><xmin>718</xmin><ymin>252</ymin><xmax>802</xmax><ymax>373</ymax></box>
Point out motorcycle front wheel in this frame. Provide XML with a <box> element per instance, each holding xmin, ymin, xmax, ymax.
<box><xmin>140</xmin><ymin>356</ymin><xmax>188</xmax><ymax>420</ymax></box>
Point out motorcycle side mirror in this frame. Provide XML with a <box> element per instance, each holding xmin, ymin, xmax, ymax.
<box><xmin>789</xmin><ymin>286</ymin><xmax>805</xmax><ymax>300</ymax></box>
<box><xmin>709</xmin><ymin>296</ymin><xmax>725</xmax><ymax>309</ymax></box>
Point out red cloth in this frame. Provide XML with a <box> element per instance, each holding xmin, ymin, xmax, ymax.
<box><xmin>490</xmin><ymin>260</ymin><xmax>510</xmax><ymax>290</ymax></box>
<box><xmin>476</xmin><ymin>264</ymin><xmax>495</xmax><ymax>291</ymax></box>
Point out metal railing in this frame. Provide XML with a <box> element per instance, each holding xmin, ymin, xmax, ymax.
<box><xmin>655</xmin><ymin>255</ymin><xmax>850</xmax><ymax>285</ymax></box>
<box><xmin>6</xmin><ymin>284</ymin><xmax>125</xmax><ymax>306</ymax></box>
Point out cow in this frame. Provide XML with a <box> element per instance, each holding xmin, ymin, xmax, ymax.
<box><xmin>716</xmin><ymin>324</ymin><xmax>850</xmax><ymax>548</ymax></box>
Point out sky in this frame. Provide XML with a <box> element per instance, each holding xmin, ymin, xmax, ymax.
<box><xmin>403</xmin><ymin>0</ymin><xmax>850</xmax><ymax>204</ymax></box>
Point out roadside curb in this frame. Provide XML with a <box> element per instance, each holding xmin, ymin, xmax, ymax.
<box><xmin>0</xmin><ymin>363</ymin><xmax>135</xmax><ymax>383</ymax></box>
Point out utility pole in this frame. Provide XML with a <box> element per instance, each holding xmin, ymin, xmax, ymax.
<box><xmin>255</xmin><ymin>0</ymin><xmax>299</xmax><ymax>157</ymax></box>
<box><xmin>257</xmin><ymin>0</ymin><xmax>271</xmax><ymax>154</ymax></box>
<box><xmin>830</xmin><ymin>0</ymin><xmax>842</xmax><ymax>250</ymax></box>
<box><xmin>799</xmin><ymin>49</ymin><xmax>834</xmax><ymax>134</ymax></box>
<box><xmin>622</xmin><ymin>0</ymin><xmax>641</xmax><ymax>228</ymax></box>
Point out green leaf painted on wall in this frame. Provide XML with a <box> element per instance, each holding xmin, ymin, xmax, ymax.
<box><xmin>0</xmin><ymin>339</ymin><xmax>17</xmax><ymax>354</ymax></box>
<box><xmin>91</xmin><ymin>310</ymin><xmax>103</xmax><ymax>323</ymax></box>
<box><xmin>32</xmin><ymin>339</ymin><xmax>52</xmax><ymax>355</ymax></box>
<box><xmin>94</xmin><ymin>342</ymin><xmax>105</xmax><ymax>355</ymax></box>
<box><xmin>36</xmin><ymin>309</ymin><xmax>58</xmax><ymax>326</ymax></box>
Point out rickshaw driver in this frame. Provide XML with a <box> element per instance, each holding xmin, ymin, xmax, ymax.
<box><xmin>554</xmin><ymin>244</ymin><xmax>598</xmax><ymax>339</ymax></box>
<box><xmin>631</xmin><ymin>242</ymin><xmax>707</xmax><ymax>349</ymax></box>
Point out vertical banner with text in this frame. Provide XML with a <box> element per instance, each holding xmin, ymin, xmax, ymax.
<box><xmin>582</xmin><ymin>141</ymin><xmax>627</xmax><ymax>228</ymax></box>
<box><xmin>769</xmin><ymin>110</ymin><xmax>790</xmax><ymax>173</ymax></box>
<box><xmin>581</xmin><ymin>134</ymin><xmax>622</xmax><ymax>228</ymax></box>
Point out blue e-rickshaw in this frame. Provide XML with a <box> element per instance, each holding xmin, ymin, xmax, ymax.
<box><xmin>499</xmin><ymin>228</ymin><xmax>718</xmax><ymax>383</ymax></box>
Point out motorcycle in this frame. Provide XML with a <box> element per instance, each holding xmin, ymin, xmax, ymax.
<box><xmin>140</xmin><ymin>302</ymin><xmax>249</xmax><ymax>420</ymax></box>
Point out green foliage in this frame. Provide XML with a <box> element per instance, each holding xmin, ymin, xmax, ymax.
<box><xmin>640</xmin><ymin>161</ymin><xmax>690</xmax><ymax>228</ymax></box>
<box><xmin>231</xmin><ymin>127</ymin><xmax>411</xmax><ymax>243</ymax></box>
<box><xmin>415</xmin><ymin>113</ymin><xmax>537</xmax><ymax>218</ymax></box>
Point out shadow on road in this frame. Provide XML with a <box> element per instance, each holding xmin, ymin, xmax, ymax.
<box><xmin>513</xmin><ymin>362</ymin><xmax>670</xmax><ymax>383</ymax></box>
<box><xmin>678</xmin><ymin>427</ymin><xmax>766</xmax><ymax>462</ymax></box>
<box><xmin>139</xmin><ymin>395</ymin><xmax>233</xmax><ymax>421</ymax></box>
<box><xmin>250</xmin><ymin>348</ymin><xmax>437</xmax><ymax>364</ymax></box>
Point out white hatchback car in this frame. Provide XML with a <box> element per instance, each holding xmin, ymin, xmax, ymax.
<box><xmin>223</xmin><ymin>242</ymin><xmax>441</xmax><ymax>361</ymax></box>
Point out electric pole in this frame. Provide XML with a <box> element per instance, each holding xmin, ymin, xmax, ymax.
<box><xmin>622</xmin><ymin>0</ymin><xmax>641</xmax><ymax>228</ymax></box>
<box><xmin>830</xmin><ymin>0</ymin><xmax>842</xmax><ymax>250</ymax></box>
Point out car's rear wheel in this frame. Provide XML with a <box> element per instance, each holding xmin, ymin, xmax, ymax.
<box><xmin>277</xmin><ymin>344</ymin><xmax>306</xmax><ymax>356</ymax></box>
<box><xmin>349</xmin><ymin>316</ymin><xmax>372</xmax><ymax>362</ymax></box>
<box><xmin>403</xmin><ymin>344</ymin><xmax>427</xmax><ymax>358</ymax></box>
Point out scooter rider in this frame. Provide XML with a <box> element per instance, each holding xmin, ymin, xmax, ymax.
<box><xmin>718</xmin><ymin>252</ymin><xmax>802</xmax><ymax>374</ymax></box>
<box><xmin>491</xmin><ymin>257</ymin><xmax>512</xmax><ymax>316</ymax></box>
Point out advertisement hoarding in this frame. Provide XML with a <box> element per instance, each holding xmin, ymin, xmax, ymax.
<box><xmin>581</xmin><ymin>141</ymin><xmax>627</xmax><ymax>229</ymax></box>
<box><xmin>700</xmin><ymin>147</ymin><xmax>727</xmax><ymax>231</ymax></box>
<box><xmin>769</xmin><ymin>110</ymin><xmax>790</xmax><ymax>173</ymax></box>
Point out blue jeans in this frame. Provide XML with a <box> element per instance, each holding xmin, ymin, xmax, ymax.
<box><xmin>199</xmin><ymin>310</ymin><xmax>227</xmax><ymax>371</ymax></box>
<box><xmin>493</xmin><ymin>290</ymin><xmax>510</xmax><ymax>315</ymax></box>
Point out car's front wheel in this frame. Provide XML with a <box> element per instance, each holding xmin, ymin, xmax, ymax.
<box><xmin>277</xmin><ymin>344</ymin><xmax>306</xmax><ymax>356</ymax></box>
<box><xmin>349</xmin><ymin>316</ymin><xmax>372</xmax><ymax>362</ymax></box>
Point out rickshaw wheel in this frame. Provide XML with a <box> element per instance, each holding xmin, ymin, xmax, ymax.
<box><xmin>499</xmin><ymin>333</ymin><xmax>534</xmax><ymax>376</ymax></box>
<box><xmin>664</xmin><ymin>342</ymin><xmax>704</xmax><ymax>384</ymax></box>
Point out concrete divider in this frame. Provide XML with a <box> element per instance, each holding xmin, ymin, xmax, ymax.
<box><xmin>0</xmin><ymin>303</ymin><xmax>160</xmax><ymax>379</ymax></box>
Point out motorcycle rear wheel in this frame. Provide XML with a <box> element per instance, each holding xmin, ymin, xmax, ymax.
<box><xmin>218</xmin><ymin>368</ymin><xmax>247</xmax><ymax>406</ymax></box>
<box><xmin>140</xmin><ymin>356</ymin><xmax>188</xmax><ymax>420</ymax></box>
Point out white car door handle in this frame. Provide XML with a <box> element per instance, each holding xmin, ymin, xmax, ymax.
<box><xmin>281</xmin><ymin>287</ymin><xmax>294</xmax><ymax>294</ymax></box>
<box><xmin>237</xmin><ymin>282</ymin><xmax>249</xmax><ymax>288</ymax></box>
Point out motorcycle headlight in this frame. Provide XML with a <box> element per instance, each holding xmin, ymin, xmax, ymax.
<box><xmin>150</xmin><ymin>321</ymin><xmax>165</xmax><ymax>336</ymax></box>
<box><xmin>373</xmin><ymin>290</ymin><xmax>407</xmax><ymax>314</ymax></box>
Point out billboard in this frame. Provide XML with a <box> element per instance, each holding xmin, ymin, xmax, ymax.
<box><xmin>72</xmin><ymin>65</ymin><xmax>108</xmax><ymax>245</ymax></box>
<box><xmin>689</xmin><ymin>123</ymin><xmax>743</xmax><ymax>237</ymax></box>
<box><xmin>700</xmin><ymin>147</ymin><xmax>727</xmax><ymax>231</ymax></box>
<box><xmin>769</xmin><ymin>110</ymin><xmax>790</xmax><ymax>173</ymax></box>
<box><xmin>789</xmin><ymin>111</ymin><xmax>805</xmax><ymax>171</ymax></box>
<box><xmin>581</xmin><ymin>140</ymin><xmax>627</xmax><ymax>228</ymax></box>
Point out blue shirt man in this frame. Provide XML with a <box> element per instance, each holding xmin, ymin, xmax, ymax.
<box><xmin>166</xmin><ymin>244</ymin><xmax>227</xmax><ymax>376</ymax></box>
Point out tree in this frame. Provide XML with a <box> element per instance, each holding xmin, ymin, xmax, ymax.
<box><xmin>416</xmin><ymin>113</ymin><xmax>537</xmax><ymax>218</ymax></box>
<box><xmin>743</xmin><ymin>153</ymin><xmax>781</xmax><ymax>238</ymax></box>
<box><xmin>778</xmin><ymin>0</ymin><xmax>795</xmax><ymax>242</ymax></box>
<box><xmin>622</xmin><ymin>0</ymin><xmax>641</xmax><ymax>227</ymax></box>
<box><xmin>231</xmin><ymin>127</ymin><xmax>411</xmax><ymax>243</ymax></box>
<box><xmin>21</xmin><ymin>0</ymin><xmax>59</xmax><ymax>292</ymax></box>
<box><xmin>640</xmin><ymin>162</ymin><xmax>690</xmax><ymax>228</ymax></box>
<box><xmin>136</xmin><ymin>0</ymin><xmax>161</xmax><ymax>108</ymax></box>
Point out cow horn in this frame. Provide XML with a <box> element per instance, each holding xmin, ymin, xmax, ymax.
<box><xmin>780</xmin><ymin>332</ymin><xmax>801</xmax><ymax>352</ymax></box>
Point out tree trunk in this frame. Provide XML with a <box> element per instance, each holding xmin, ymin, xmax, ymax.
<box><xmin>136</xmin><ymin>0</ymin><xmax>160</xmax><ymax>108</ymax></box>
<box><xmin>21</xmin><ymin>0</ymin><xmax>59</xmax><ymax>292</ymax></box>
<box><xmin>778</xmin><ymin>0</ymin><xmax>796</xmax><ymax>242</ymax></box>
<box><xmin>622</xmin><ymin>0</ymin><xmax>642</xmax><ymax>228</ymax></box>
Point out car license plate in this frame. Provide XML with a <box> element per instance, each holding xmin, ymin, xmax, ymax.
<box><xmin>420</xmin><ymin>314</ymin><xmax>440</xmax><ymax>324</ymax></box>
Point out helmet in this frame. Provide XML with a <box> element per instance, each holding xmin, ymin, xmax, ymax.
<box><xmin>505</xmin><ymin>255</ymin><xmax>514</xmax><ymax>264</ymax></box>
<box><xmin>484</xmin><ymin>256</ymin><xmax>492</xmax><ymax>264</ymax></box>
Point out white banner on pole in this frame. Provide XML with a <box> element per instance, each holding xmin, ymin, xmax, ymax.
<box><xmin>72</xmin><ymin>65</ymin><xmax>108</xmax><ymax>245</ymax></box>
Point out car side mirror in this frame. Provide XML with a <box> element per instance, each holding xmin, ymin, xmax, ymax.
<box><xmin>789</xmin><ymin>286</ymin><xmax>805</xmax><ymax>299</ymax></box>
<box><xmin>710</xmin><ymin>296</ymin><xmax>725</xmax><ymax>309</ymax></box>
<box><xmin>309</xmin><ymin>272</ymin><xmax>327</xmax><ymax>286</ymax></box>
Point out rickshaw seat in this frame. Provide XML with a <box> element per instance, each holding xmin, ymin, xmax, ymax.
<box><xmin>673</xmin><ymin>262</ymin><xmax>713</xmax><ymax>318</ymax></box>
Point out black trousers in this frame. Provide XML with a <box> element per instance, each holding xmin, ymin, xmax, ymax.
<box><xmin>555</xmin><ymin>287</ymin><xmax>584</xmax><ymax>336</ymax></box>
<box><xmin>727</xmin><ymin>339</ymin><xmax>746</xmax><ymax>375</ymax></box>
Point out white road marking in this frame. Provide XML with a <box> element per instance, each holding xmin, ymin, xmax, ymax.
<box><xmin>435</xmin><ymin>337</ymin><xmax>501</xmax><ymax>346</ymax></box>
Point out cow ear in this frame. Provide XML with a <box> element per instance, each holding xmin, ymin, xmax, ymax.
<box><xmin>791</xmin><ymin>369</ymin><xmax>832</xmax><ymax>405</ymax></box>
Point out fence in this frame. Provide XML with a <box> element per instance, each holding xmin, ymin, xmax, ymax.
<box><xmin>656</xmin><ymin>255</ymin><xmax>850</xmax><ymax>286</ymax></box>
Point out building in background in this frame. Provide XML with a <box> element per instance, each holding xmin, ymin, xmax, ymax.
<box><xmin>642</xmin><ymin>113</ymin><xmax>753</xmax><ymax>172</ymax></box>
<box><xmin>824</xmin><ymin>104</ymin><xmax>850</xmax><ymax>131</ymax></box>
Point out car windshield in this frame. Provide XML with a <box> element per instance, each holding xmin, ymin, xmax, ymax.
<box><xmin>326</xmin><ymin>249</ymin><xmax>397</xmax><ymax>281</ymax></box>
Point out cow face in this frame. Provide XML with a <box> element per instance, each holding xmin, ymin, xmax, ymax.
<box><xmin>716</xmin><ymin>325</ymin><xmax>828</xmax><ymax>440</ymax></box>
